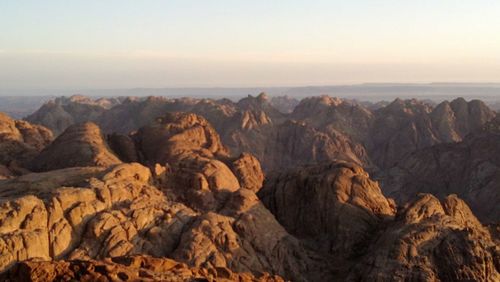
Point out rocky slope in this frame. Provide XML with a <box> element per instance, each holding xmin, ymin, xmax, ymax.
<box><xmin>0</xmin><ymin>162</ymin><xmax>317</xmax><ymax>281</ymax></box>
<box><xmin>1</xmin><ymin>256</ymin><xmax>284</xmax><ymax>282</ymax></box>
<box><xmin>30</xmin><ymin>122</ymin><xmax>122</xmax><ymax>172</ymax></box>
<box><xmin>259</xmin><ymin>161</ymin><xmax>396</xmax><ymax>277</ymax></box>
<box><xmin>0</xmin><ymin>112</ymin><xmax>53</xmax><ymax>172</ymax></box>
<box><xmin>25</xmin><ymin>95</ymin><xmax>117</xmax><ymax>136</ymax></box>
<box><xmin>368</xmin><ymin>98</ymin><xmax>496</xmax><ymax>168</ymax></box>
<box><xmin>348</xmin><ymin>194</ymin><xmax>499</xmax><ymax>281</ymax></box>
<box><xmin>380</xmin><ymin>117</ymin><xmax>500</xmax><ymax>223</ymax></box>
<box><xmin>259</xmin><ymin>163</ymin><xmax>499</xmax><ymax>281</ymax></box>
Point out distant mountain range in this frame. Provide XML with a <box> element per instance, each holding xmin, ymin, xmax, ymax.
<box><xmin>1</xmin><ymin>83</ymin><xmax>500</xmax><ymax>119</ymax></box>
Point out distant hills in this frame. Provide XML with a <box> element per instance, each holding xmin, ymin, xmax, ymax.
<box><xmin>2</xmin><ymin>83</ymin><xmax>500</xmax><ymax>119</ymax></box>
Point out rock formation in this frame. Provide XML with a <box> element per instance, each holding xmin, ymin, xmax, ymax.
<box><xmin>291</xmin><ymin>95</ymin><xmax>374</xmax><ymax>142</ymax></box>
<box><xmin>348</xmin><ymin>194</ymin><xmax>499</xmax><ymax>281</ymax></box>
<box><xmin>260</xmin><ymin>163</ymin><xmax>499</xmax><ymax>281</ymax></box>
<box><xmin>0</xmin><ymin>112</ymin><xmax>53</xmax><ymax>169</ymax></box>
<box><xmin>368</xmin><ymin>98</ymin><xmax>496</xmax><ymax>168</ymax></box>
<box><xmin>0</xmin><ymin>162</ymin><xmax>326</xmax><ymax>281</ymax></box>
<box><xmin>381</xmin><ymin>117</ymin><xmax>500</xmax><ymax>223</ymax></box>
<box><xmin>134</xmin><ymin>112</ymin><xmax>229</xmax><ymax>164</ymax></box>
<box><xmin>30</xmin><ymin>122</ymin><xmax>121</xmax><ymax>171</ymax></box>
<box><xmin>270</xmin><ymin>95</ymin><xmax>300</xmax><ymax>114</ymax></box>
<box><xmin>0</xmin><ymin>256</ymin><xmax>284</xmax><ymax>282</ymax></box>
<box><xmin>25</xmin><ymin>95</ymin><xmax>115</xmax><ymax>136</ymax></box>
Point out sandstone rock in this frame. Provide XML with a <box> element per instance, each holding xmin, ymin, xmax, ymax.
<box><xmin>25</xmin><ymin>96</ymin><xmax>111</xmax><ymax>135</ymax></box>
<box><xmin>381</xmin><ymin>119</ymin><xmax>500</xmax><ymax>223</ymax></box>
<box><xmin>107</xmin><ymin>133</ymin><xmax>140</xmax><ymax>163</ymax></box>
<box><xmin>0</xmin><ymin>165</ymin><xmax>13</xmax><ymax>179</ymax></box>
<box><xmin>135</xmin><ymin>112</ymin><xmax>229</xmax><ymax>165</ymax></box>
<box><xmin>0</xmin><ymin>163</ymin><xmax>196</xmax><ymax>272</ymax></box>
<box><xmin>172</xmin><ymin>188</ymin><xmax>333</xmax><ymax>281</ymax></box>
<box><xmin>163</xmin><ymin>156</ymin><xmax>240</xmax><ymax>211</ymax></box>
<box><xmin>348</xmin><ymin>194</ymin><xmax>499</xmax><ymax>281</ymax></box>
<box><xmin>229</xmin><ymin>153</ymin><xmax>265</xmax><ymax>192</ymax></box>
<box><xmin>291</xmin><ymin>95</ymin><xmax>373</xmax><ymax>142</ymax></box>
<box><xmin>0</xmin><ymin>255</ymin><xmax>284</xmax><ymax>282</ymax></box>
<box><xmin>259</xmin><ymin>162</ymin><xmax>395</xmax><ymax>261</ymax></box>
<box><xmin>369</xmin><ymin>98</ymin><xmax>496</xmax><ymax>168</ymax></box>
<box><xmin>30</xmin><ymin>122</ymin><xmax>121</xmax><ymax>171</ymax></box>
<box><xmin>0</xmin><ymin>112</ymin><xmax>53</xmax><ymax>167</ymax></box>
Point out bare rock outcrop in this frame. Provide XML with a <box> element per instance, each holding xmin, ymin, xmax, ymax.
<box><xmin>135</xmin><ymin>112</ymin><xmax>229</xmax><ymax>165</ymax></box>
<box><xmin>229</xmin><ymin>153</ymin><xmax>265</xmax><ymax>192</ymax></box>
<box><xmin>266</xmin><ymin>121</ymin><xmax>371</xmax><ymax>170</ymax></box>
<box><xmin>25</xmin><ymin>96</ymin><xmax>112</xmax><ymax>135</ymax></box>
<box><xmin>0</xmin><ymin>255</ymin><xmax>284</xmax><ymax>282</ymax></box>
<box><xmin>430</xmin><ymin>98</ymin><xmax>496</xmax><ymax>142</ymax></box>
<box><xmin>259</xmin><ymin>162</ymin><xmax>395</xmax><ymax>263</ymax></box>
<box><xmin>0</xmin><ymin>162</ymin><xmax>327</xmax><ymax>281</ymax></box>
<box><xmin>0</xmin><ymin>165</ymin><xmax>14</xmax><ymax>179</ymax></box>
<box><xmin>291</xmin><ymin>95</ymin><xmax>374</xmax><ymax>142</ymax></box>
<box><xmin>369</xmin><ymin>98</ymin><xmax>496</xmax><ymax>168</ymax></box>
<box><xmin>368</xmin><ymin>99</ymin><xmax>439</xmax><ymax>168</ymax></box>
<box><xmin>0</xmin><ymin>163</ymin><xmax>195</xmax><ymax>271</ymax></box>
<box><xmin>171</xmin><ymin>188</ymin><xmax>332</xmax><ymax>281</ymax></box>
<box><xmin>348</xmin><ymin>194</ymin><xmax>500</xmax><ymax>281</ymax></box>
<box><xmin>0</xmin><ymin>112</ymin><xmax>53</xmax><ymax>168</ymax></box>
<box><xmin>381</xmin><ymin>118</ymin><xmax>500</xmax><ymax>223</ymax></box>
<box><xmin>30</xmin><ymin>122</ymin><xmax>121</xmax><ymax>171</ymax></box>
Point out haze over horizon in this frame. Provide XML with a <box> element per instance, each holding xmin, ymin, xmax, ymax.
<box><xmin>2</xmin><ymin>1</ymin><xmax>500</xmax><ymax>89</ymax></box>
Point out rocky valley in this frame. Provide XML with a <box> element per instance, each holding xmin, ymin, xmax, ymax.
<box><xmin>0</xmin><ymin>94</ymin><xmax>498</xmax><ymax>281</ymax></box>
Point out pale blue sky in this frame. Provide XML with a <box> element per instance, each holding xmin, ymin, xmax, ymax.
<box><xmin>1</xmin><ymin>1</ymin><xmax>500</xmax><ymax>88</ymax></box>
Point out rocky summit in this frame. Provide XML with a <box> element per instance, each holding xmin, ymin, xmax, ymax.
<box><xmin>0</xmin><ymin>95</ymin><xmax>498</xmax><ymax>281</ymax></box>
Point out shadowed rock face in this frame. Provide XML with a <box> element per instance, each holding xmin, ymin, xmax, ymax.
<box><xmin>259</xmin><ymin>161</ymin><xmax>395</xmax><ymax>256</ymax></box>
<box><xmin>134</xmin><ymin>112</ymin><xmax>229</xmax><ymax>165</ymax></box>
<box><xmin>348</xmin><ymin>194</ymin><xmax>499</xmax><ymax>282</ymax></box>
<box><xmin>291</xmin><ymin>95</ymin><xmax>374</xmax><ymax>142</ymax></box>
<box><xmin>30</xmin><ymin>122</ymin><xmax>122</xmax><ymax>172</ymax></box>
<box><xmin>260</xmin><ymin>163</ymin><xmax>499</xmax><ymax>281</ymax></box>
<box><xmin>25</xmin><ymin>96</ymin><xmax>114</xmax><ymax>136</ymax></box>
<box><xmin>368</xmin><ymin>98</ymin><xmax>496</xmax><ymax>168</ymax></box>
<box><xmin>0</xmin><ymin>113</ymin><xmax>53</xmax><ymax>169</ymax></box>
<box><xmin>381</xmin><ymin>117</ymin><xmax>500</xmax><ymax>223</ymax></box>
<box><xmin>0</xmin><ymin>256</ymin><xmax>285</xmax><ymax>282</ymax></box>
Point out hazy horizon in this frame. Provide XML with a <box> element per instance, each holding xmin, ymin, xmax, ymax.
<box><xmin>2</xmin><ymin>1</ymin><xmax>500</xmax><ymax>89</ymax></box>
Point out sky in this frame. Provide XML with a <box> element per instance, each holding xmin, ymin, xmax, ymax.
<box><xmin>1</xmin><ymin>0</ymin><xmax>500</xmax><ymax>89</ymax></box>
